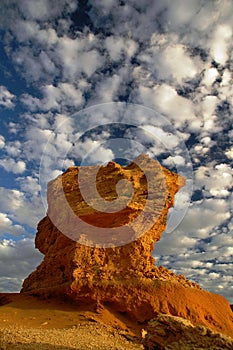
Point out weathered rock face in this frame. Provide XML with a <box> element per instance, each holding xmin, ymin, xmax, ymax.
<box><xmin>143</xmin><ymin>314</ymin><xmax>233</xmax><ymax>350</ymax></box>
<box><xmin>21</xmin><ymin>155</ymin><xmax>233</xmax><ymax>338</ymax></box>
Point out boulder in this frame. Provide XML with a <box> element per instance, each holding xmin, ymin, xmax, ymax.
<box><xmin>143</xmin><ymin>313</ymin><xmax>233</xmax><ymax>350</ymax></box>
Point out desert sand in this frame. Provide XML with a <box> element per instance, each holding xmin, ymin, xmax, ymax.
<box><xmin>0</xmin><ymin>293</ymin><xmax>144</xmax><ymax>349</ymax></box>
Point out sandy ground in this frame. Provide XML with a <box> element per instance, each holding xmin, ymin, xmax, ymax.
<box><xmin>0</xmin><ymin>293</ymin><xmax>144</xmax><ymax>350</ymax></box>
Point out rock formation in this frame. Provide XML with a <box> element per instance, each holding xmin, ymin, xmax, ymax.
<box><xmin>143</xmin><ymin>314</ymin><xmax>233</xmax><ymax>350</ymax></box>
<box><xmin>22</xmin><ymin>155</ymin><xmax>233</xmax><ymax>339</ymax></box>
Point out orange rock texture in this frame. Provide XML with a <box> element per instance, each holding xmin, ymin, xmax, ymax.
<box><xmin>21</xmin><ymin>155</ymin><xmax>233</xmax><ymax>338</ymax></box>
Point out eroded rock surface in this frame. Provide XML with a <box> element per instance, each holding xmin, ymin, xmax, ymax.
<box><xmin>22</xmin><ymin>155</ymin><xmax>233</xmax><ymax>338</ymax></box>
<box><xmin>143</xmin><ymin>314</ymin><xmax>233</xmax><ymax>350</ymax></box>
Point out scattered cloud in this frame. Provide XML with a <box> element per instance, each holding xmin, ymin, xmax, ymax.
<box><xmin>0</xmin><ymin>86</ymin><xmax>15</xmax><ymax>109</ymax></box>
<box><xmin>210</xmin><ymin>24</ymin><xmax>232</xmax><ymax>65</ymax></box>
<box><xmin>0</xmin><ymin>135</ymin><xmax>5</xmax><ymax>149</ymax></box>
<box><xmin>0</xmin><ymin>238</ymin><xmax>42</xmax><ymax>292</ymax></box>
<box><xmin>0</xmin><ymin>0</ymin><xmax>232</xmax><ymax>302</ymax></box>
<box><xmin>0</xmin><ymin>187</ymin><xmax>44</xmax><ymax>228</ymax></box>
<box><xmin>0</xmin><ymin>159</ymin><xmax>26</xmax><ymax>174</ymax></box>
<box><xmin>0</xmin><ymin>213</ymin><xmax>25</xmax><ymax>236</ymax></box>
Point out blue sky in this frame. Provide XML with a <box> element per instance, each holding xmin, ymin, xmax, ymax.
<box><xmin>0</xmin><ymin>0</ymin><xmax>232</xmax><ymax>302</ymax></box>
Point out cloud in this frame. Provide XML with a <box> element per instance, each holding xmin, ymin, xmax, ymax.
<box><xmin>225</xmin><ymin>146</ymin><xmax>233</xmax><ymax>159</ymax></box>
<box><xmin>0</xmin><ymin>238</ymin><xmax>42</xmax><ymax>292</ymax></box>
<box><xmin>0</xmin><ymin>135</ymin><xmax>5</xmax><ymax>149</ymax></box>
<box><xmin>137</xmin><ymin>84</ymin><xmax>200</xmax><ymax>131</ymax></box>
<box><xmin>0</xmin><ymin>0</ymin><xmax>232</xmax><ymax>303</ymax></box>
<box><xmin>0</xmin><ymin>0</ymin><xmax>77</xmax><ymax>27</ymax></box>
<box><xmin>0</xmin><ymin>158</ymin><xmax>26</xmax><ymax>174</ymax></box>
<box><xmin>0</xmin><ymin>86</ymin><xmax>15</xmax><ymax>109</ymax></box>
<box><xmin>195</xmin><ymin>163</ymin><xmax>233</xmax><ymax>198</ymax></box>
<box><xmin>0</xmin><ymin>187</ymin><xmax>44</xmax><ymax>228</ymax></box>
<box><xmin>163</xmin><ymin>155</ymin><xmax>186</xmax><ymax>167</ymax></box>
<box><xmin>201</xmin><ymin>67</ymin><xmax>219</xmax><ymax>87</ymax></box>
<box><xmin>0</xmin><ymin>213</ymin><xmax>25</xmax><ymax>236</ymax></box>
<box><xmin>18</xmin><ymin>0</ymin><xmax>76</xmax><ymax>21</ymax></box>
<box><xmin>210</xmin><ymin>24</ymin><xmax>232</xmax><ymax>65</ymax></box>
<box><xmin>4</xmin><ymin>141</ymin><xmax>22</xmax><ymax>157</ymax></box>
<box><xmin>21</xmin><ymin>83</ymin><xmax>84</xmax><ymax>112</ymax></box>
<box><xmin>105</xmin><ymin>36</ymin><xmax>138</xmax><ymax>61</ymax></box>
<box><xmin>155</xmin><ymin>196</ymin><xmax>231</xmax><ymax>260</ymax></box>
<box><xmin>139</xmin><ymin>41</ymin><xmax>201</xmax><ymax>84</ymax></box>
<box><xmin>94</xmin><ymin>74</ymin><xmax>122</xmax><ymax>103</ymax></box>
<box><xmin>16</xmin><ymin>176</ymin><xmax>41</xmax><ymax>197</ymax></box>
<box><xmin>57</xmin><ymin>35</ymin><xmax>104</xmax><ymax>79</ymax></box>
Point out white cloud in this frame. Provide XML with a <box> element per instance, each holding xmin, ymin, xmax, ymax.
<box><xmin>164</xmin><ymin>0</ymin><xmax>203</xmax><ymax>29</ymax></box>
<box><xmin>20</xmin><ymin>0</ymin><xmax>52</xmax><ymax>21</ymax></box>
<box><xmin>95</xmin><ymin>74</ymin><xmax>121</xmax><ymax>102</ymax></box>
<box><xmin>0</xmin><ymin>158</ymin><xmax>26</xmax><ymax>174</ymax></box>
<box><xmin>0</xmin><ymin>213</ymin><xmax>25</xmax><ymax>236</ymax></box>
<box><xmin>218</xmin><ymin>69</ymin><xmax>233</xmax><ymax>103</ymax></box>
<box><xmin>57</xmin><ymin>35</ymin><xmax>104</xmax><ymax>79</ymax></box>
<box><xmin>138</xmin><ymin>84</ymin><xmax>200</xmax><ymax>131</ymax></box>
<box><xmin>0</xmin><ymin>0</ymin><xmax>232</xmax><ymax>302</ymax></box>
<box><xmin>0</xmin><ymin>86</ymin><xmax>15</xmax><ymax>109</ymax></box>
<box><xmin>16</xmin><ymin>176</ymin><xmax>41</xmax><ymax>197</ymax></box>
<box><xmin>21</xmin><ymin>83</ymin><xmax>84</xmax><ymax>112</ymax></box>
<box><xmin>0</xmin><ymin>238</ymin><xmax>42</xmax><ymax>292</ymax></box>
<box><xmin>225</xmin><ymin>146</ymin><xmax>233</xmax><ymax>159</ymax></box>
<box><xmin>201</xmin><ymin>67</ymin><xmax>219</xmax><ymax>86</ymax></box>
<box><xmin>5</xmin><ymin>141</ymin><xmax>22</xmax><ymax>157</ymax></box>
<box><xmin>210</xmin><ymin>24</ymin><xmax>232</xmax><ymax>65</ymax></box>
<box><xmin>105</xmin><ymin>36</ymin><xmax>138</xmax><ymax>61</ymax></box>
<box><xmin>71</xmin><ymin>139</ymin><xmax>114</xmax><ymax>165</ymax></box>
<box><xmin>0</xmin><ymin>187</ymin><xmax>44</xmax><ymax>228</ymax></box>
<box><xmin>18</xmin><ymin>0</ymin><xmax>77</xmax><ymax>21</ymax></box>
<box><xmin>0</xmin><ymin>135</ymin><xmax>5</xmax><ymax>149</ymax></box>
<box><xmin>162</xmin><ymin>155</ymin><xmax>186</xmax><ymax>170</ymax></box>
<box><xmin>201</xmin><ymin>95</ymin><xmax>218</xmax><ymax>118</ymax></box>
<box><xmin>24</xmin><ymin>126</ymin><xmax>53</xmax><ymax>161</ymax></box>
<box><xmin>195</xmin><ymin>163</ymin><xmax>233</xmax><ymax>198</ymax></box>
<box><xmin>139</xmin><ymin>43</ymin><xmax>200</xmax><ymax>84</ymax></box>
<box><xmin>156</xmin><ymin>197</ymin><xmax>231</xmax><ymax>257</ymax></box>
<box><xmin>160</xmin><ymin>45</ymin><xmax>198</xmax><ymax>83</ymax></box>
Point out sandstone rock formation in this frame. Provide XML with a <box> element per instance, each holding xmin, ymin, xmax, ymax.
<box><xmin>143</xmin><ymin>314</ymin><xmax>233</xmax><ymax>350</ymax></box>
<box><xmin>22</xmin><ymin>155</ymin><xmax>233</xmax><ymax>339</ymax></box>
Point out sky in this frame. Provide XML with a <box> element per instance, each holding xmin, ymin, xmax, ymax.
<box><xmin>0</xmin><ymin>0</ymin><xmax>232</xmax><ymax>302</ymax></box>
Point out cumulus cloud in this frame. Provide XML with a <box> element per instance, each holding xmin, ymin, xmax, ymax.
<box><xmin>105</xmin><ymin>36</ymin><xmax>138</xmax><ymax>61</ymax></box>
<box><xmin>17</xmin><ymin>0</ymin><xmax>76</xmax><ymax>21</ymax></box>
<box><xmin>195</xmin><ymin>163</ymin><xmax>233</xmax><ymax>198</ymax></box>
<box><xmin>0</xmin><ymin>213</ymin><xmax>25</xmax><ymax>236</ymax></box>
<box><xmin>139</xmin><ymin>41</ymin><xmax>201</xmax><ymax>84</ymax></box>
<box><xmin>210</xmin><ymin>24</ymin><xmax>232</xmax><ymax>65</ymax></box>
<box><xmin>57</xmin><ymin>34</ymin><xmax>104</xmax><ymax>79</ymax></box>
<box><xmin>0</xmin><ymin>238</ymin><xmax>42</xmax><ymax>292</ymax></box>
<box><xmin>225</xmin><ymin>147</ymin><xmax>233</xmax><ymax>159</ymax></box>
<box><xmin>0</xmin><ymin>187</ymin><xmax>44</xmax><ymax>228</ymax></box>
<box><xmin>137</xmin><ymin>84</ymin><xmax>200</xmax><ymax>131</ymax></box>
<box><xmin>0</xmin><ymin>135</ymin><xmax>5</xmax><ymax>149</ymax></box>
<box><xmin>0</xmin><ymin>159</ymin><xmax>26</xmax><ymax>174</ymax></box>
<box><xmin>21</xmin><ymin>83</ymin><xmax>84</xmax><ymax>112</ymax></box>
<box><xmin>0</xmin><ymin>86</ymin><xmax>15</xmax><ymax>109</ymax></box>
<box><xmin>0</xmin><ymin>0</ymin><xmax>232</xmax><ymax>303</ymax></box>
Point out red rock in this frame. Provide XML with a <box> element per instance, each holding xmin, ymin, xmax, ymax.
<box><xmin>21</xmin><ymin>155</ymin><xmax>233</xmax><ymax>338</ymax></box>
